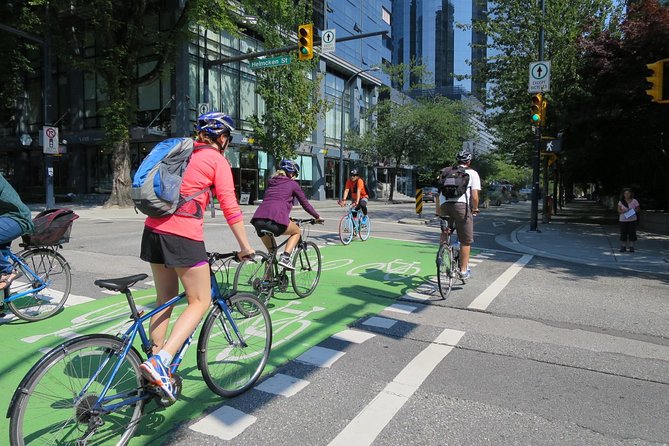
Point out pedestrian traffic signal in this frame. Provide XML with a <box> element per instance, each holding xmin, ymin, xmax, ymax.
<box><xmin>646</xmin><ymin>59</ymin><xmax>669</xmax><ymax>103</ymax></box>
<box><xmin>531</xmin><ymin>93</ymin><xmax>543</xmax><ymax>125</ymax></box>
<box><xmin>298</xmin><ymin>24</ymin><xmax>314</xmax><ymax>61</ymax></box>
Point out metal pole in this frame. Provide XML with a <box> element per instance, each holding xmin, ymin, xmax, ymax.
<box><xmin>338</xmin><ymin>67</ymin><xmax>379</xmax><ymax>201</ymax></box>
<box><xmin>44</xmin><ymin>2</ymin><xmax>55</xmax><ymax>209</ymax></box>
<box><xmin>529</xmin><ymin>0</ymin><xmax>545</xmax><ymax>232</ymax></box>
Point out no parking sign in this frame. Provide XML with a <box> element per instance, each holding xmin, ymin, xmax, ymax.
<box><xmin>43</xmin><ymin>126</ymin><xmax>59</xmax><ymax>154</ymax></box>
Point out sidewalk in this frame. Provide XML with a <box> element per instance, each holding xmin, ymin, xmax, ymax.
<box><xmin>496</xmin><ymin>200</ymin><xmax>669</xmax><ymax>275</ymax></box>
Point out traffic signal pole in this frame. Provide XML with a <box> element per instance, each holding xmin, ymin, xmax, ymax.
<box><xmin>529</xmin><ymin>0</ymin><xmax>545</xmax><ymax>232</ymax></box>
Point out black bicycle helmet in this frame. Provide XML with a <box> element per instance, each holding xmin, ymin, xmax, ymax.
<box><xmin>456</xmin><ymin>150</ymin><xmax>473</xmax><ymax>163</ymax></box>
<box><xmin>279</xmin><ymin>159</ymin><xmax>300</xmax><ymax>175</ymax></box>
<box><xmin>195</xmin><ymin>112</ymin><xmax>235</xmax><ymax>140</ymax></box>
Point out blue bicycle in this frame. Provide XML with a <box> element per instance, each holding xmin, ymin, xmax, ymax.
<box><xmin>1</xmin><ymin>208</ymin><xmax>77</xmax><ymax>322</ymax></box>
<box><xmin>338</xmin><ymin>203</ymin><xmax>371</xmax><ymax>245</ymax></box>
<box><xmin>7</xmin><ymin>251</ymin><xmax>272</xmax><ymax>446</ymax></box>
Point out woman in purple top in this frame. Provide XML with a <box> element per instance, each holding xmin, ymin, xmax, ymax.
<box><xmin>251</xmin><ymin>159</ymin><xmax>323</xmax><ymax>270</ymax></box>
<box><xmin>617</xmin><ymin>188</ymin><xmax>641</xmax><ymax>253</ymax></box>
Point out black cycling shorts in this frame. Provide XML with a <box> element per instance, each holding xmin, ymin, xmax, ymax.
<box><xmin>251</xmin><ymin>218</ymin><xmax>287</xmax><ymax>237</ymax></box>
<box><xmin>140</xmin><ymin>228</ymin><xmax>207</xmax><ymax>268</ymax></box>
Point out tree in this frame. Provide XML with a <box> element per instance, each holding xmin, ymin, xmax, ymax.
<box><xmin>244</xmin><ymin>1</ymin><xmax>327</xmax><ymax>162</ymax></box>
<box><xmin>471</xmin><ymin>0</ymin><xmax>617</xmax><ymax>165</ymax></box>
<box><xmin>348</xmin><ymin>96</ymin><xmax>471</xmax><ymax>201</ymax></box>
<box><xmin>566</xmin><ymin>0</ymin><xmax>669</xmax><ymax>207</ymax></box>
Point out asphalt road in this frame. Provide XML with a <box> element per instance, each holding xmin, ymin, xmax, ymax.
<box><xmin>4</xmin><ymin>200</ymin><xmax>668</xmax><ymax>445</ymax></box>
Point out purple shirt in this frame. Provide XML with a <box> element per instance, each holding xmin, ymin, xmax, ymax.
<box><xmin>252</xmin><ymin>176</ymin><xmax>320</xmax><ymax>226</ymax></box>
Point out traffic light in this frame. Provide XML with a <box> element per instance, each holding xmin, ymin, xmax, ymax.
<box><xmin>531</xmin><ymin>93</ymin><xmax>543</xmax><ymax>125</ymax></box>
<box><xmin>541</xmin><ymin>97</ymin><xmax>548</xmax><ymax>126</ymax></box>
<box><xmin>298</xmin><ymin>24</ymin><xmax>314</xmax><ymax>61</ymax></box>
<box><xmin>646</xmin><ymin>59</ymin><xmax>669</xmax><ymax>104</ymax></box>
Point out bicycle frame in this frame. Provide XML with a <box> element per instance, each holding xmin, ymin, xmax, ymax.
<box><xmin>259</xmin><ymin>219</ymin><xmax>312</xmax><ymax>282</ymax></box>
<box><xmin>1</xmin><ymin>248</ymin><xmax>50</xmax><ymax>304</ymax></box>
<box><xmin>345</xmin><ymin>205</ymin><xmax>363</xmax><ymax>232</ymax></box>
<box><xmin>86</xmin><ymin>265</ymin><xmax>246</xmax><ymax>414</ymax></box>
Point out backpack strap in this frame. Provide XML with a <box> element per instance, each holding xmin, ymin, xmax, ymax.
<box><xmin>175</xmin><ymin>144</ymin><xmax>218</xmax><ymax>218</ymax></box>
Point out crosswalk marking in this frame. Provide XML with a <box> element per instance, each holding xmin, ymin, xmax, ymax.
<box><xmin>362</xmin><ymin>316</ymin><xmax>397</xmax><ymax>329</ymax></box>
<box><xmin>385</xmin><ymin>303</ymin><xmax>417</xmax><ymax>314</ymax></box>
<box><xmin>331</xmin><ymin>329</ymin><xmax>376</xmax><ymax>344</ymax></box>
<box><xmin>255</xmin><ymin>373</ymin><xmax>310</xmax><ymax>397</ymax></box>
<box><xmin>189</xmin><ymin>406</ymin><xmax>257</xmax><ymax>440</ymax></box>
<box><xmin>468</xmin><ymin>254</ymin><xmax>534</xmax><ymax>311</ymax></box>
<box><xmin>328</xmin><ymin>328</ymin><xmax>466</xmax><ymax>446</ymax></box>
<box><xmin>296</xmin><ymin>346</ymin><xmax>346</xmax><ymax>368</ymax></box>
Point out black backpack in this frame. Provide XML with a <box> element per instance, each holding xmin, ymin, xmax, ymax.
<box><xmin>439</xmin><ymin>166</ymin><xmax>470</xmax><ymax>199</ymax></box>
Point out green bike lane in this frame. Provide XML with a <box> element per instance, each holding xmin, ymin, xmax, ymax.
<box><xmin>0</xmin><ymin>237</ymin><xmax>436</xmax><ymax>444</ymax></box>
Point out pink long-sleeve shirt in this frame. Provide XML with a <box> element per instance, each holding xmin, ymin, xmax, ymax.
<box><xmin>145</xmin><ymin>142</ymin><xmax>243</xmax><ymax>241</ymax></box>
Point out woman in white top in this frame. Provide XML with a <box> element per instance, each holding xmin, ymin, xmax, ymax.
<box><xmin>617</xmin><ymin>188</ymin><xmax>641</xmax><ymax>253</ymax></box>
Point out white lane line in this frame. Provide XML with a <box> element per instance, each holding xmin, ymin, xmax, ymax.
<box><xmin>296</xmin><ymin>346</ymin><xmax>346</xmax><ymax>368</ymax></box>
<box><xmin>385</xmin><ymin>303</ymin><xmax>417</xmax><ymax>314</ymax></box>
<box><xmin>255</xmin><ymin>373</ymin><xmax>310</xmax><ymax>397</ymax></box>
<box><xmin>331</xmin><ymin>329</ymin><xmax>376</xmax><ymax>344</ymax></box>
<box><xmin>468</xmin><ymin>254</ymin><xmax>534</xmax><ymax>311</ymax></box>
<box><xmin>329</xmin><ymin>328</ymin><xmax>465</xmax><ymax>446</ymax></box>
<box><xmin>362</xmin><ymin>316</ymin><xmax>397</xmax><ymax>329</ymax></box>
<box><xmin>190</xmin><ymin>406</ymin><xmax>257</xmax><ymax>440</ymax></box>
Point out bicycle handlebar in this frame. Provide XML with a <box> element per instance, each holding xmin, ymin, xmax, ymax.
<box><xmin>290</xmin><ymin>218</ymin><xmax>323</xmax><ymax>225</ymax></box>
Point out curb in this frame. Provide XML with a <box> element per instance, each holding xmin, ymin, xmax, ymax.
<box><xmin>496</xmin><ymin>225</ymin><xmax>669</xmax><ymax>276</ymax></box>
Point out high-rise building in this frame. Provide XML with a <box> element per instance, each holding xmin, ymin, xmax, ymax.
<box><xmin>392</xmin><ymin>0</ymin><xmax>487</xmax><ymax>101</ymax></box>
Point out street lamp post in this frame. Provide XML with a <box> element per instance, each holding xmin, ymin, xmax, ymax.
<box><xmin>338</xmin><ymin>67</ymin><xmax>379</xmax><ymax>201</ymax></box>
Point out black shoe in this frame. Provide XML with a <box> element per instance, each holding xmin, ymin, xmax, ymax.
<box><xmin>620</xmin><ymin>247</ymin><xmax>626</xmax><ymax>252</ymax></box>
<box><xmin>629</xmin><ymin>247</ymin><xmax>635</xmax><ymax>253</ymax></box>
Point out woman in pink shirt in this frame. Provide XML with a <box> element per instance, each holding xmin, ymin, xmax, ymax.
<box><xmin>617</xmin><ymin>188</ymin><xmax>641</xmax><ymax>253</ymax></box>
<box><xmin>139</xmin><ymin>112</ymin><xmax>254</xmax><ymax>402</ymax></box>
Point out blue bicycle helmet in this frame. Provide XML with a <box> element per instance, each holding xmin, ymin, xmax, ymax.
<box><xmin>279</xmin><ymin>159</ymin><xmax>300</xmax><ymax>175</ymax></box>
<box><xmin>195</xmin><ymin>112</ymin><xmax>235</xmax><ymax>139</ymax></box>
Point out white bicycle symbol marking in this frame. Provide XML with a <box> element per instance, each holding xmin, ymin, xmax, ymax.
<box><xmin>346</xmin><ymin>258</ymin><xmax>422</xmax><ymax>282</ymax></box>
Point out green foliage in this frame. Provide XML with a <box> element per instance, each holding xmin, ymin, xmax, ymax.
<box><xmin>244</xmin><ymin>0</ymin><xmax>327</xmax><ymax>162</ymax></box>
<box><xmin>472</xmin><ymin>0</ymin><xmax>617</xmax><ymax>165</ymax></box>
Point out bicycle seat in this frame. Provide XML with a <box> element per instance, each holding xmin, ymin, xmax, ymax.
<box><xmin>260</xmin><ymin>229</ymin><xmax>275</xmax><ymax>237</ymax></box>
<box><xmin>94</xmin><ymin>274</ymin><xmax>148</xmax><ymax>292</ymax></box>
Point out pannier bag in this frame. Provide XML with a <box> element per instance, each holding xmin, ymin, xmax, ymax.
<box><xmin>22</xmin><ymin>208</ymin><xmax>80</xmax><ymax>246</ymax></box>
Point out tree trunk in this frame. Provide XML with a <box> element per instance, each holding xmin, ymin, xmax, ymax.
<box><xmin>105</xmin><ymin>138</ymin><xmax>133</xmax><ymax>207</ymax></box>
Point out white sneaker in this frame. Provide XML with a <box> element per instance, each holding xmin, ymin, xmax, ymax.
<box><xmin>278</xmin><ymin>254</ymin><xmax>294</xmax><ymax>271</ymax></box>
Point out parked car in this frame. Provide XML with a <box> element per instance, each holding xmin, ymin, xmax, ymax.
<box><xmin>422</xmin><ymin>187</ymin><xmax>439</xmax><ymax>202</ymax></box>
<box><xmin>487</xmin><ymin>184</ymin><xmax>513</xmax><ymax>206</ymax></box>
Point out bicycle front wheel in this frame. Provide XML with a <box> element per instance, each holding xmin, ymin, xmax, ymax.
<box><xmin>338</xmin><ymin>216</ymin><xmax>354</xmax><ymax>245</ymax></box>
<box><xmin>197</xmin><ymin>293</ymin><xmax>272</xmax><ymax>398</ymax></box>
<box><xmin>358</xmin><ymin>215</ymin><xmax>371</xmax><ymax>241</ymax></box>
<box><xmin>436</xmin><ymin>244</ymin><xmax>454</xmax><ymax>299</ymax></box>
<box><xmin>9</xmin><ymin>334</ymin><xmax>145</xmax><ymax>446</ymax></box>
<box><xmin>7</xmin><ymin>248</ymin><xmax>71</xmax><ymax>321</ymax></box>
<box><xmin>233</xmin><ymin>251</ymin><xmax>273</xmax><ymax>306</ymax></box>
<box><xmin>291</xmin><ymin>241</ymin><xmax>322</xmax><ymax>297</ymax></box>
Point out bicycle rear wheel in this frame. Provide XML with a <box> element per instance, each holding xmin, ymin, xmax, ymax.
<box><xmin>338</xmin><ymin>216</ymin><xmax>354</xmax><ymax>245</ymax></box>
<box><xmin>6</xmin><ymin>248</ymin><xmax>71</xmax><ymax>321</ymax></box>
<box><xmin>358</xmin><ymin>215</ymin><xmax>371</xmax><ymax>241</ymax></box>
<box><xmin>8</xmin><ymin>334</ymin><xmax>145</xmax><ymax>446</ymax></box>
<box><xmin>291</xmin><ymin>241</ymin><xmax>322</xmax><ymax>297</ymax></box>
<box><xmin>436</xmin><ymin>244</ymin><xmax>454</xmax><ymax>299</ymax></box>
<box><xmin>197</xmin><ymin>294</ymin><xmax>272</xmax><ymax>398</ymax></box>
<box><xmin>233</xmin><ymin>252</ymin><xmax>273</xmax><ymax>306</ymax></box>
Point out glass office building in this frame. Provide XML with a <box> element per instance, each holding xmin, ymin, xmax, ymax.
<box><xmin>392</xmin><ymin>0</ymin><xmax>487</xmax><ymax>101</ymax></box>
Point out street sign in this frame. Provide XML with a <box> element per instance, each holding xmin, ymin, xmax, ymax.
<box><xmin>249</xmin><ymin>56</ymin><xmax>292</xmax><ymax>70</ymax></box>
<box><xmin>529</xmin><ymin>61</ymin><xmax>551</xmax><ymax>93</ymax></box>
<box><xmin>321</xmin><ymin>29</ymin><xmax>336</xmax><ymax>54</ymax></box>
<box><xmin>198</xmin><ymin>102</ymin><xmax>210</xmax><ymax>115</ymax></box>
<box><xmin>43</xmin><ymin>126</ymin><xmax>59</xmax><ymax>154</ymax></box>
<box><xmin>542</xmin><ymin>138</ymin><xmax>562</xmax><ymax>153</ymax></box>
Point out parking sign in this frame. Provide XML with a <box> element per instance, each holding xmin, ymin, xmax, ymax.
<box><xmin>43</xmin><ymin>126</ymin><xmax>59</xmax><ymax>154</ymax></box>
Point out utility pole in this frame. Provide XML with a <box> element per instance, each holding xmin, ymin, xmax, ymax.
<box><xmin>529</xmin><ymin>0</ymin><xmax>545</xmax><ymax>232</ymax></box>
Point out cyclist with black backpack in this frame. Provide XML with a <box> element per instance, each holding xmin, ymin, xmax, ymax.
<box><xmin>437</xmin><ymin>150</ymin><xmax>481</xmax><ymax>280</ymax></box>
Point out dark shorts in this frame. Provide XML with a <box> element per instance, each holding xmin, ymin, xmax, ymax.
<box><xmin>620</xmin><ymin>221</ymin><xmax>637</xmax><ymax>242</ymax></box>
<box><xmin>140</xmin><ymin>228</ymin><xmax>207</xmax><ymax>268</ymax></box>
<box><xmin>251</xmin><ymin>218</ymin><xmax>287</xmax><ymax>237</ymax></box>
<box><xmin>440</xmin><ymin>202</ymin><xmax>474</xmax><ymax>244</ymax></box>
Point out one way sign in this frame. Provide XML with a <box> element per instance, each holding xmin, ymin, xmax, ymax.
<box><xmin>529</xmin><ymin>61</ymin><xmax>551</xmax><ymax>93</ymax></box>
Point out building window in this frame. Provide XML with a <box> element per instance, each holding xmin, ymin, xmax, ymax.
<box><xmin>382</xmin><ymin>7</ymin><xmax>391</xmax><ymax>25</ymax></box>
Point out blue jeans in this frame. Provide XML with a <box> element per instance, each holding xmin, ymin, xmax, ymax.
<box><xmin>0</xmin><ymin>217</ymin><xmax>23</xmax><ymax>274</ymax></box>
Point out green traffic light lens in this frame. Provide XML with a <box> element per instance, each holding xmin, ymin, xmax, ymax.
<box><xmin>532</xmin><ymin>114</ymin><xmax>540</xmax><ymax>122</ymax></box>
<box><xmin>301</xmin><ymin>47</ymin><xmax>309</xmax><ymax>55</ymax></box>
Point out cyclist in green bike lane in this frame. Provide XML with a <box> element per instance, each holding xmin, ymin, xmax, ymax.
<box><xmin>340</xmin><ymin>168</ymin><xmax>369</xmax><ymax>225</ymax></box>
<box><xmin>139</xmin><ymin>112</ymin><xmax>255</xmax><ymax>402</ymax></box>
<box><xmin>251</xmin><ymin>159</ymin><xmax>324</xmax><ymax>270</ymax></box>
<box><xmin>0</xmin><ymin>173</ymin><xmax>34</xmax><ymax>291</ymax></box>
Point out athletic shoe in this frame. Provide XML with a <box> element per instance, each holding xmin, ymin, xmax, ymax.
<box><xmin>460</xmin><ymin>269</ymin><xmax>472</xmax><ymax>280</ymax></box>
<box><xmin>629</xmin><ymin>247</ymin><xmax>635</xmax><ymax>253</ymax></box>
<box><xmin>361</xmin><ymin>215</ymin><xmax>369</xmax><ymax>225</ymax></box>
<box><xmin>140</xmin><ymin>355</ymin><xmax>175</xmax><ymax>403</ymax></box>
<box><xmin>278</xmin><ymin>254</ymin><xmax>295</xmax><ymax>271</ymax></box>
<box><xmin>620</xmin><ymin>247</ymin><xmax>627</xmax><ymax>252</ymax></box>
